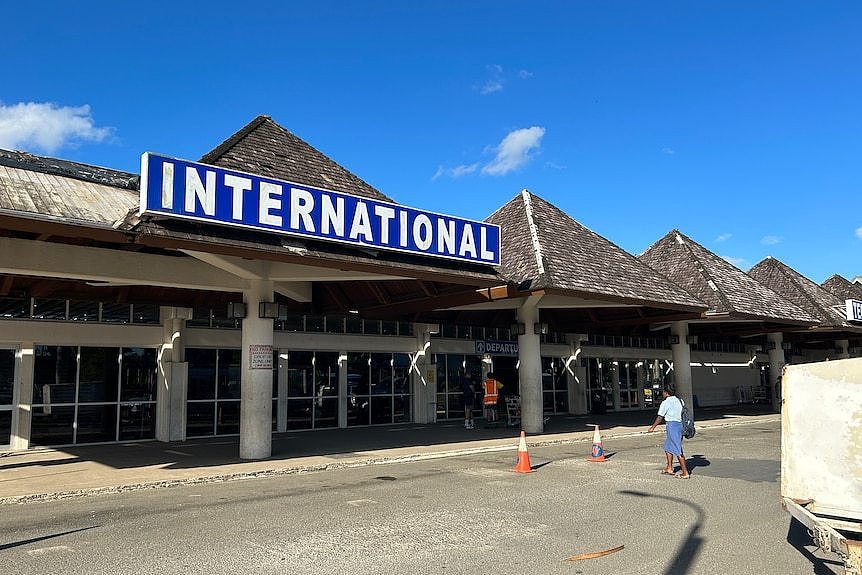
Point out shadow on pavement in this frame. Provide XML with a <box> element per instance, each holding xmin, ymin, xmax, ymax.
<box><xmin>0</xmin><ymin>526</ymin><xmax>98</xmax><ymax>551</ymax></box>
<box><xmin>786</xmin><ymin>517</ymin><xmax>844</xmax><ymax>575</ymax></box>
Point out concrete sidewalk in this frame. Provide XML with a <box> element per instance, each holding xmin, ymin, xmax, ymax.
<box><xmin>0</xmin><ymin>406</ymin><xmax>779</xmax><ymax>504</ymax></box>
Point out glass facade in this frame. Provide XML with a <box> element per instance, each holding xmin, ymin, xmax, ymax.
<box><xmin>0</xmin><ymin>348</ymin><xmax>14</xmax><ymax>446</ymax></box>
<box><xmin>347</xmin><ymin>352</ymin><xmax>412</xmax><ymax>426</ymax></box>
<box><xmin>541</xmin><ymin>356</ymin><xmax>569</xmax><ymax>414</ymax></box>
<box><xmin>284</xmin><ymin>350</ymin><xmax>339</xmax><ymax>430</ymax></box>
<box><xmin>30</xmin><ymin>345</ymin><xmax>157</xmax><ymax>446</ymax></box>
<box><xmin>433</xmin><ymin>354</ymin><xmax>483</xmax><ymax>420</ymax></box>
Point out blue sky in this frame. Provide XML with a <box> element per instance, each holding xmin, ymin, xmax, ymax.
<box><xmin>2</xmin><ymin>1</ymin><xmax>860</xmax><ymax>283</ymax></box>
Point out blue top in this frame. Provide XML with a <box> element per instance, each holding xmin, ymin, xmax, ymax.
<box><xmin>658</xmin><ymin>396</ymin><xmax>683</xmax><ymax>422</ymax></box>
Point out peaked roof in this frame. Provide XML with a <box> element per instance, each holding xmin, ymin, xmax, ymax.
<box><xmin>748</xmin><ymin>257</ymin><xmax>857</xmax><ymax>329</ymax></box>
<box><xmin>638</xmin><ymin>230</ymin><xmax>817</xmax><ymax>324</ymax></box>
<box><xmin>486</xmin><ymin>191</ymin><xmax>706</xmax><ymax>311</ymax></box>
<box><xmin>821</xmin><ymin>274</ymin><xmax>862</xmax><ymax>301</ymax></box>
<box><xmin>200</xmin><ymin>115</ymin><xmax>390</xmax><ymax>202</ymax></box>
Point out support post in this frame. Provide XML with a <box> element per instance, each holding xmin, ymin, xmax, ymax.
<box><xmin>767</xmin><ymin>332</ymin><xmax>786</xmax><ymax>410</ymax></box>
<box><xmin>517</xmin><ymin>296</ymin><xmax>543</xmax><ymax>434</ymax></box>
<box><xmin>670</xmin><ymin>321</ymin><xmax>694</xmax><ymax>418</ymax></box>
<box><xmin>157</xmin><ymin>307</ymin><xmax>190</xmax><ymax>442</ymax></box>
<box><xmin>10</xmin><ymin>342</ymin><xmax>34</xmax><ymax>450</ymax></box>
<box><xmin>240</xmin><ymin>279</ymin><xmax>275</xmax><ymax>460</ymax></box>
<box><xmin>566</xmin><ymin>334</ymin><xmax>588</xmax><ymax>415</ymax></box>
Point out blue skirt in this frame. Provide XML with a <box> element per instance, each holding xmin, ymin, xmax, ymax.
<box><xmin>664</xmin><ymin>421</ymin><xmax>684</xmax><ymax>456</ymax></box>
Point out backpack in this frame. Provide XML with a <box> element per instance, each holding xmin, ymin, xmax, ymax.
<box><xmin>680</xmin><ymin>399</ymin><xmax>696</xmax><ymax>439</ymax></box>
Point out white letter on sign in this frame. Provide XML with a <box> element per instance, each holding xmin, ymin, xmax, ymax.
<box><xmin>259</xmin><ymin>182</ymin><xmax>283</xmax><ymax>226</ymax></box>
<box><xmin>224</xmin><ymin>174</ymin><xmax>252</xmax><ymax>220</ymax></box>
<box><xmin>290</xmin><ymin>188</ymin><xmax>316</xmax><ymax>232</ymax></box>
<box><xmin>185</xmin><ymin>167</ymin><xmax>216</xmax><ymax>216</ymax></box>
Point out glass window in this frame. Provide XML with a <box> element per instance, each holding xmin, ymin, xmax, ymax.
<box><xmin>69</xmin><ymin>301</ymin><xmax>99</xmax><ymax>322</ymax></box>
<box><xmin>314</xmin><ymin>398</ymin><xmax>338</xmax><ymax>429</ymax></box>
<box><xmin>132</xmin><ymin>304</ymin><xmax>160</xmax><ymax>324</ymax></box>
<box><xmin>120</xmin><ymin>403</ymin><xmax>155</xmax><ymax>440</ymax></box>
<box><xmin>33</xmin><ymin>345</ymin><xmax>77</xmax><ymax>405</ymax></box>
<box><xmin>393</xmin><ymin>353</ymin><xmax>411</xmax><ymax>395</ymax></box>
<box><xmin>288</xmin><ymin>351</ymin><xmax>314</xmax><ymax>397</ymax></box>
<box><xmin>0</xmin><ymin>349</ymin><xmax>14</xmax><ymax>404</ymax></box>
<box><xmin>78</xmin><ymin>347</ymin><xmax>120</xmax><ymax>403</ymax></box>
<box><xmin>186</xmin><ymin>402</ymin><xmax>215</xmax><ymax>437</ymax></box>
<box><xmin>0</xmin><ymin>411</ymin><xmax>10</xmax><ymax>445</ymax></box>
<box><xmin>217</xmin><ymin>349</ymin><xmax>241</xmax><ymax>400</ymax></box>
<box><xmin>398</xmin><ymin>322</ymin><xmax>413</xmax><ymax>337</ymax></box>
<box><xmin>186</xmin><ymin>348</ymin><xmax>217</xmax><ymax>400</ymax></box>
<box><xmin>76</xmin><ymin>404</ymin><xmax>118</xmax><ymax>443</ymax></box>
<box><xmin>305</xmin><ymin>316</ymin><xmax>324</xmax><ymax>332</ymax></box>
<box><xmin>381</xmin><ymin>321</ymin><xmax>398</xmax><ymax>336</ymax></box>
<box><xmin>370</xmin><ymin>396</ymin><xmax>392</xmax><ymax>424</ymax></box>
<box><xmin>394</xmin><ymin>395</ymin><xmax>411</xmax><ymax>423</ymax></box>
<box><xmin>346</xmin><ymin>316</ymin><xmax>362</xmax><ymax>334</ymax></box>
<box><xmin>314</xmin><ymin>352</ymin><xmax>339</xmax><ymax>398</ymax></box>
<box><xmin>102</xmin><ymin>303</ymin><xmax>131</xmax><ymax>324</ymax></box>
<box><xmin>32</xmin><ymin>299</ymin><xmax>66</xmax><ymax>320</ymax></box>
<box><xmin>216</xmin><ymin>401</ymin><xmax>240</xmax><ymax>435</ymax></box>
<box><xmin>370</xmin><ymin>353</ymin><xmax>392</xmax><ymax>395</ymax></box>
<box><xmin>120</xmin><ymin>348</ymin><xmax>157</xmax><ymax>402</ymax></box>
<box><xmin>0</xmin><ymin>297</ymin><xmax>29</xmax><ymax>319</ymax></box>
<box><xmin>287</xmin><ymin>398</ymin><xmax>313</xmax><ymax>430</ymax></box>
<box><xmin>363</xmin><ymin>320</ymin><xmax>380</xmax><ymax>335</ymax></box>
<box><xmin>30</xmin><ymin>406</ymin><xmax>75</xmax><ymax>446</ymax></box>
<box><xmin>187</xmin><ymin>307</ymin><xmax>212</xmax><ymax>328</ymax></box>
<box><xmin>280</xmin><ymin>314</ymin><xmax>304</xmax><ymax>332</ymax></box>
<box><xmin>325</xmin><ymin>315</ymin><xmax>345</xmax><ymax>334</ymax></box>
<box><xmin>446</xmin><ymin>354</ymin><xmax>465</xmax><ymax>394</ymax></box>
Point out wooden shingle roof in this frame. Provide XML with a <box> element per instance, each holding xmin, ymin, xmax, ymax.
<box><xmin>748</xmin><ymin>257</ymin><xmax>857</xmax><ymax>329</ymax></box>
<box><xmin>821</xmin><ymin>274</ymin><xmax>862</xmax><ymax>301</ymax></box>
<box><xmin>200</xmin><ymin>116</ymin><xmax>390</xmax><ymax>202</ymax></box>
<box><xmin>639</xmin><ymin>230</ymin><xmax>817</xmax><ymax>324</ymax></box>
<box><xmin>486</xmin><ymin>191</ymin><xmax>706</xmax><ymax>311</ymax></box>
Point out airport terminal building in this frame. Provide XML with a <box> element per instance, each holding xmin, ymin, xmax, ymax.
<box><xmin>1</xmin><ymin>116</ymin><xmax>860</xmax><ymax>458</ymax></box>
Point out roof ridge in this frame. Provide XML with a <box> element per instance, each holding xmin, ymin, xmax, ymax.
<box><xmin>757</xmin><ymin>258</ymin><xmax>835</xmax><ymax>323</ymax></box>
<box><xmin>521</xmin><ymin>190</ymin><xmax>547</xmax><ymax>277</ymax></box>
<box><xmin>673</xmin><ymin>231</ymin><xmax>736</xmax><ymax>313</ymax></box>
<box><xmin>0</xmin><ymin>148</ymin><xmax>139</xmax><ymax>190</ymax></box>
<box><xmin>199</xmin><ymin>115</ymin><xmax>270</xmax><ymax>164</ymax></box>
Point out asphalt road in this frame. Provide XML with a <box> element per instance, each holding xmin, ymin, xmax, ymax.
<box><xmin>0</xmin><ymin>421</ymin><xmax>841</xmax><ymax>575</ymax></box>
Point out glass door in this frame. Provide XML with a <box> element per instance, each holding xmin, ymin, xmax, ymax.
<box><xmin>0</xmin><ymin>348</ymin><xmax>16</xmax><ymax>447</ymax></box>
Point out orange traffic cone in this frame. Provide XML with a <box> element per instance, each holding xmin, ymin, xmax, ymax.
<box><xmin>513</xmin><ymin>431</ymin><xmax>533</xmax><ymax>473</ymax></box>
<box><xmin>588</xmin><ymin>424</ymin><xmax>606</xmax><ymax>462</ymax></box>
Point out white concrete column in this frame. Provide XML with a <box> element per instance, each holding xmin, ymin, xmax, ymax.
<box><xmin>670</xmin><ymin>321</ymin><xmax>694</xmax><ymax>417</ymax></box>
<box><xmin>10</xmin><ymin>342</ymin><xmax>34</xmax><ymax>450</ymax></box>
<box><xmin>411</xmin><ymin>324</ymin><xmax>433</xmax><ymax>424</ymax></box>
<box><xmin>240</xmin><ymin>279</ymin><xmax>275</xmax><ymax>460</ymax></box>
<box><xmin>157</xmin><ymin>307</ymin><xmax>189</xmax><ymax>442</ymax></box>
<box><xmin>835</xmin><ymin>339</ymin><xmax>850</xmax><ymax>360</ymax></box>
<box><xmin>767</xmin><ymin>332</ymin><xmax>786</xmax><ymax>409</ymax></box>
<box><xmin>337</xmin><ymin>352</ymin><xmax>348</xmax><ymax>428</ymax></box>
<box><xmin>517</xmin><ymin>297</ymin><xmax>543</xmax><ymax>434</ymax></box>
<box><xmin>566</xmin><ymin>334</ymin><xmax>588</xmax><ymax>415</ymax></box>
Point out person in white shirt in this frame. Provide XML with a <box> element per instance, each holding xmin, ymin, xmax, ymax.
<box><xmin>648</xmin><ymin>384</ymin><xmax>691</xmax><ymax>479</ymax></box>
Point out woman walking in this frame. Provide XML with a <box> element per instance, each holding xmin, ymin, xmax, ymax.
<box><xmin>648</xmin><ymin>384</ymin><xmax>691</xmax><ymax>479</ymax></box>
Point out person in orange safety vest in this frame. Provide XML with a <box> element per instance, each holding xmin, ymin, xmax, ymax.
<box><xmin>482</xmin><ymin>373</ymin><xmax>504</xmax><ymax>424</ymax></box>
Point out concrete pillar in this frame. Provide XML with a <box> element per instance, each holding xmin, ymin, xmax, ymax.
<box><xmin>636</xmin><ymin>361</ymin><xmax>647</xmax><ymax>409</ymax></box>
<box><xmin>276</xmin><ymin>352</ymin><xmax>288</xmax><ymax>432</ymax></box>
<box><xmin>10</xmin><ymin>342</ymin><xmax>34</xmax><ymax>450</ymax></box>
<box><xmin>767</xmin><ymin>332</ymin><xmax>785</xmax><ymax>409</ymax></box>
<box><xmin>411</xmin><ymin>325</ymin><xmax>433</xmax><ymax>424</ymax></box>
<box><xmin>566</xmin><ymin>334</ymin><xmax>588</xmax><ymax>415</ymax></box>
<box><xmin>835</xmin><ymin>339</ymin><xmax>850</xmax><ymax>360</ymax></box>
<box><xmin>240</xmin><ymin>279</ymin><xmax>275</xmax><ymax>460</ymax></box>
<box><xmin>610</xmin><ymin>361</ymin><xmax>621</xmax><ymax>410</ymax></box>
<box><xmin>337</xmin><ymin>352</ymin><xmax>348</xmax><ymax>428</ymax></box>
<box><xmin>670</xmin><ymin>321</ymin><xmax>694</xmax><ymax>417</ymax></box>
<box><xmin>517</xmin><ymin>297</ymin><xmax>543</xmax><ymax>434</ymax></box>
<box><xmin>157</xmin><ymin>307</ymin><xmax>189</xmax><ymax>442</ymax></box>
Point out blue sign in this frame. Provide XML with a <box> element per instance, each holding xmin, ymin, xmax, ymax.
<box><xmin>139</xmin><ymin>153</ymin><xmax>501</xmax><ymax>265</ymax></box>
<box><xmin>475</xmin><ymin>340</ymin><xmax>519</xmax><ymax>356</ymax></box>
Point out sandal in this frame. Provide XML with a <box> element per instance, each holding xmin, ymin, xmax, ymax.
<box><xmin>660</xmin><ymin>469</ymin><xmax>674</xmax><ymax>475</ymax></box>
<box><xmin>676</xmin><ymin>474</ymin><xmax>691</xmax><ymax>479</ymax></box>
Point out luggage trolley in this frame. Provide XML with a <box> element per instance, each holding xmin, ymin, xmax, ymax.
<box><xmin>505</xmin><ymin>395</ymin><xmax>521</xmax><ymax>427</ymax></box>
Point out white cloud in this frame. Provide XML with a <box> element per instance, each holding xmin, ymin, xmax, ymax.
<box><xmin>481</xmin><ymin>126</ymin><xmax>546</xmax><ymax>176</ymax></box>
<box><xmin>545</xmin><ymin>161</ymin><xmax>566</xmax><ymax>170</ymax></box>
<box><xmin>715</xmin><ymin>233</ymin><xmax>732</xmax><ymax>243</ymax></box>
<box><xmin>480</xmin><ymin>64</ymin><xmax>505</xmax><ymax>95</ymax></box>
<box><xmin>722</xmin><ymin>255</ymin><xmax>748</xmax><ymax>268</ymax></box>
<box><xmin>856</xmin><ymin>226</ymin><xmax>862</xmax><ymax>240</ymax></box>
<box><xmin>661</xmin><ymin>147</ymin><xmax>675</xmax><ymax>155</ymax></box>
<box><xmin>0</xmin><ymin>101</ymin><xmax>112</xmax><ymax>153</ymax></box>
<box><xmin>761</xmin><ymin>235</ymin><xmax>783</xmax><ymax>246</ymax></box>
<box><xmin>519</xmin><ymin>69</ymin><xmax>533</xmax><ymax>79</ymax></box>
<box><xmin>431</xmin><ymin>163</ymin><xmax>479</xmax><ymax>181</ymax></box>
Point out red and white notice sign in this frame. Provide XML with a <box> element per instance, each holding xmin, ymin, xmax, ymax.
<box><xmin>249</xmin><ymin>344</ymin><xmax>273</xmax><ymax>370</ymax></box>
